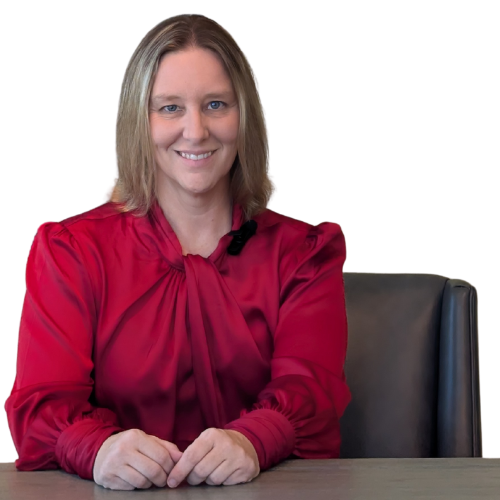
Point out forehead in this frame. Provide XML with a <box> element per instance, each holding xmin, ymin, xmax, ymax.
<box><xmin>151</xmin><ymin>47</ymin><xmax>234</xmax><ymax>98</ymax></box>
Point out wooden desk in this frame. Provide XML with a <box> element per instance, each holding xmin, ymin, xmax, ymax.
<box><xmin>1</xmin><ymin>458</ymin><xmax>500</xmax><ymax>499</ymax></box>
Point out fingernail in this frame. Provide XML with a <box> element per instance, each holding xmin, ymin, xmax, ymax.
<box><xmin>168</xmin><ymin>479</ymin><xmax>177</xmax><ymax>488</ymax></box>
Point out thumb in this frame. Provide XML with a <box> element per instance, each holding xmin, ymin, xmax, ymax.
<box><xmin>155</xmin><ymin>438</ymin><xmax>184</xmax><ymax>462</ymax></box>
<box><xmin>169</xmin><ymin>447</ymin><xmax>184</xmax><ymax>463</ymax></box>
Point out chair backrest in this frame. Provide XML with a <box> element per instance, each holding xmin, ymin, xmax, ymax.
<box><xmin>340</xmin><ymin>273</ymin><xmax>481</xmax><ymax>458</ymax></box>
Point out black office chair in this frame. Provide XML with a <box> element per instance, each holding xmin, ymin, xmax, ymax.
<box><xmin>340</xmin><ymin>273</ymin><xmax>481</xmax><ymax>458</ymax></box>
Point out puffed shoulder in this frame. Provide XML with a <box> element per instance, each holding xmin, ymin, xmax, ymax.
<box><xmin>36</xmin><ymin>203</ymin><xmax>128</xmax><ymax>238</ymax></box>
<box><xmin>271</xmin><ymin>213</ymin><xmax>347</xmax><ymax>262</ymax></box>
<box><xmin>294</xmin><ymin>221</ymin><xmax>345</xmax><ymax>261</ymax></box>
<box><xmin>255</xmin><ymin>209</ymin><xmax>346</xmax><ymax>287</ymax></box>
<box><xmin>28</xmin><ymin>221</ymin><xmax>83</xmax><ymax>270</ymax></box>
<box><xmin>24</xmin><ymin>223</ymin><xmax>92</xmax><ymax>302</ymax></box>
<box><xmin>256</xmin><ymin>208</ymin><xmax>344</xmax><ymax>252</ymax></box>
<box><xmin>28</xmin><ymin>203</ymin><xmax>129</xmax><ymax>261</ymax></box>
<box><xmin>31</xmin><ymin>220</ymin><xmax>61</xmax><ymax>238</ymax></box>
<box><xmin>291</xmin><ymin>222</ymin><xmax>344</xmax><ymax>272</ymax></box>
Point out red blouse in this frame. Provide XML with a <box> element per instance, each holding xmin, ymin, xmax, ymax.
<box><xmin>5</xmin><ymin>200</ymin><xmax>350</xmax><ymax>480</ymax></box>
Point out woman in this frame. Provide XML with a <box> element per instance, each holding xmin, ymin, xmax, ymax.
<box><xmin>5</xmin><ymin>14</ymin><xmax>350</xmax><ymax>490</ymax></box>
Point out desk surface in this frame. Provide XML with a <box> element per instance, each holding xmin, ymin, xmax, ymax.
<box><xmin>2</xmin><ymin>458</ymin><xmax>500</xmax><ymax>499</ymax></box>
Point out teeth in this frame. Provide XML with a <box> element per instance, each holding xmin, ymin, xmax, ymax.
<box><xmin>180</xmin><ymin>151</ymin><xmax>213</xmax><ymax>160</ymax></box>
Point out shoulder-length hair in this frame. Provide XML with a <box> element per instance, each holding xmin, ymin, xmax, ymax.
<box><xmin>111</xmin><ymin>14</ymin><xmax>273</xmax><ymax>219</ymax></box>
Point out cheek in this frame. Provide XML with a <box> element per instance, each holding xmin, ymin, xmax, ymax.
<box><xmin>149</xmin><ymin>116</ymin><xmax>174</xmax><ymax>147</ymax></box>
<box><xmin>218</xmin><ymin>113</ymin><xmax>239</xmax><ymax>146</ymax></box>
<box><xmin>149</xmin><ymin>116</ymin><xmax>161</xmax><ymax>144</ymax></box>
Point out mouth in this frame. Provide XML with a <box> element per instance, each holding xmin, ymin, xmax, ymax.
<box><xmin>175</xmin><ymin>150</ymin><xmax>216</xmax><ymax>161</ymax></box>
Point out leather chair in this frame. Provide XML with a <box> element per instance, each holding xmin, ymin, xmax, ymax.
<box><xmin>340</xmin><ymin>273</ymin><xmax>481</xmax><ymax>458</ymax></box>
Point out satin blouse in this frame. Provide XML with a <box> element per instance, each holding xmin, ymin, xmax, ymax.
<box><xmin>5</xmin><ymin>200</ymin><xmax>350</xmax><ymax>480</ymax></box>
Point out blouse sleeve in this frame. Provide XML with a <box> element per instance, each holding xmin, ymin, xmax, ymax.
<box><xmin>4</xmin><ymin>222</ymin><xmax>123</xmax><ymax>480</ymax></box>
<box><xmin>224</xmin><ymin>223</ymin><xmax>350</xmax><ymax>470</ymax></box>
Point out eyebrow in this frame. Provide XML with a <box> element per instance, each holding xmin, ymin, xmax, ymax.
<box><xmin>151</xmin><ymin>91</ymin><xmax>234</xmax><ymax>104</ymax></box>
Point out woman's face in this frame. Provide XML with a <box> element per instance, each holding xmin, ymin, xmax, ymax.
<box><xmin>149</xmin><ymin>47</ymin><xmax>239</xmax><ymax>201</ymax></box>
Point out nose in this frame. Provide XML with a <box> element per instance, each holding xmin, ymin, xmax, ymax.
<box><xmin>182</xmin><ymin>108</ymin><xmax>209</xmax><ymax>142</ymax></box>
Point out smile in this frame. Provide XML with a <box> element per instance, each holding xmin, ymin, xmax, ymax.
<box><xmin>176</xmin><ymin>150</ymin><xmax>215</xmax><ymax>160</ymax></box>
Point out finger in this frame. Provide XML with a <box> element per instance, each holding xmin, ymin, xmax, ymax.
<box><xmin>128</xmin><ymin>453</ymin><xmax>168</xmax><ymax>488</ymax></box>
<box><xmin>118</xmin><ymin>464</ymin><xmax>153</xmax><ymax>490</ymax></box>
<box><xmin>137</xmin><ymin>437</ymin><xmax>177</xmax><ymax>475</ymax></box>
<box><xmin>187</xmin><ymin>450</ymin><xmax>226</xmax><ymax>486</ymax></box>
<box><xmin>205</xmin><ymin>460</ymin><xmax>238</xmax><ymax>486</ymax></box>
<box><xmin>167</xmin><ymin>436</ymin><xmax>214</xmax><ymax>487</ymax></box>
<box><xmin>99</xmin><ymin>475</ymin><xmax>136</xmax><ymax>491</ymax></box>
<box><xmin>152</xmin><ymin>437</ymin><xmax>184</xmax><ymax>464</ymax></box>
<box><xmin>214</xmin><ymin>460</ymin><xmax>259</xmax><ymax>486</ymax></box>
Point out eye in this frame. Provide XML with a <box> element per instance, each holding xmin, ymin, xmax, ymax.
<box><xmin>162</xmin><ymin>105</ymin><xmax>179</xmax><ymax>113</ymax></box>
<box><xmin>208</xmin><ymin>101</ymin><xmax>225</xmax><ymax>110</ymax></box>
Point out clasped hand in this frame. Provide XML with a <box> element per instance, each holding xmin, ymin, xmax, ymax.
<box><xmin>167</xmin><ymin>428</ymin><xmax>259</xmax><ymax>488</ymax></box>
<box><xmin>93</xmin><ymin>428</ymin><xmax>259</xmax><ymax>490</ymax></box>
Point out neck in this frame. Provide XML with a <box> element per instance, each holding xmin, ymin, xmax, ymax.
<box><xmin>158</xmin><ymin>193</ymin><xmax>233</xmax><ymax>253</ymax></box>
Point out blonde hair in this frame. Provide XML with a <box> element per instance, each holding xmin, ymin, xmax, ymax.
<box><xmin>111</xmin><ymin>14</ymin><xmax>273</xmax><ymax>219</ymax></box>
